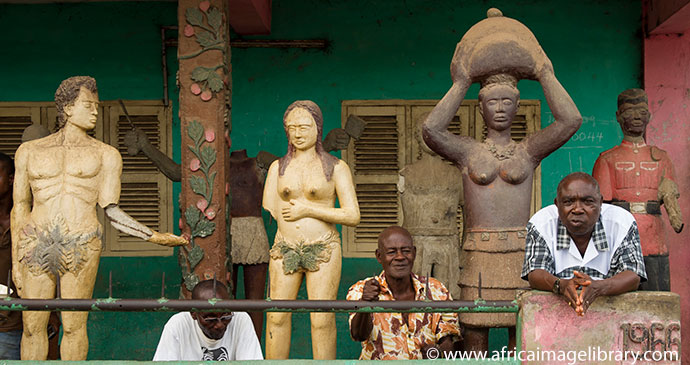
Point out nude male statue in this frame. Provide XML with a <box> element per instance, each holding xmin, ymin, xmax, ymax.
<box><xmin>11</xmin><ymin>76</ymin><xmax>186</xmax><ymax>360</ymax></box>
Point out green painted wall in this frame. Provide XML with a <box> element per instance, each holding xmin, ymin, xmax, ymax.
<box><xmin>0</xmin><ymin>0</ymin><xmax>641</xmax><ymax>360</ymax></box>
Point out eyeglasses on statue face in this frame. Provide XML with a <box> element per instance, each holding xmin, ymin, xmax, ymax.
<box><xmin>198</xmin><ymin>313</ymin><xmax>234</xmax><ymax>325</ymax></box>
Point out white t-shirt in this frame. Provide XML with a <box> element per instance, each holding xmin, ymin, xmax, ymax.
<box><xmin>153</xmin><ymin>312</ymin><xmax>263</xmax><ymax>361</ymax></box>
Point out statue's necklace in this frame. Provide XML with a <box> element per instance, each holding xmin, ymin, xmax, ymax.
<box><xmin>484</xmin><ymin>139</ymin><xmax>516</xmax><ymax>161</ymax></box>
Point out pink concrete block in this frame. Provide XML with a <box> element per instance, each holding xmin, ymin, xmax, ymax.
<box><xmin>518</xmin><ymin>291</ymin><xmax>680</xmax><ymax>364</ymax></box>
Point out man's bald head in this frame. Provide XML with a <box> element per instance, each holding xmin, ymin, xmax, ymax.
<box><xmin>377</xmin><ymin>225</ymin><xmax>413</xmax><ymax>250</ymax></box>
<box><xmin>556</xmin><ymin>172</ymin><xmax>601</xmax><ymax>200</ymax></box>
<box><xmin>376</xmin><ymin>226</ymin><xmax>416</xmax><ymax>280</ymax></box>
<box><xmin>191</xmin><ymin>279</ymin><xmax>230</xmax><ymax>300</ymax></box>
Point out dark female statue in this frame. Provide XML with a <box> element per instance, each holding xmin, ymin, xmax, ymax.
<box><xmin>422</xmin><ymin>9</ymin><xmax>582</xmax><ymax>351</ymax></box>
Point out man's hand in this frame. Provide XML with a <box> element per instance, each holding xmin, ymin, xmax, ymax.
<box><xmin>323</xmin><ymin>128</ymin><xmax>350</xmax><ymax>152</ymax></box>
<box><xmin>148</xmin><ymin>231</ymin><xmax>188</xmax><ymax>247</ymax></box>
<box><xmin>561</xmin><ymin>271</ymin><xmax>593</xmax><ymax>316</ymax></box>
<box><xmin>361</xmin><ymin>279</ymin><xmax>380</xmax><ymax>301</ymax></box>
<box><xmin>576</xmin><ymin>271</ymin><xmax>605</xmax><ymax>315</ymax></box>
<box><xmin>559</xmin><ymin>277</ymin><xmax>582</xmax><ymax>315</ymax></box>
<box><xmin>421</xmin><ymin>335</ymin><xmax>454</xmax><ymax>359</ymax></box>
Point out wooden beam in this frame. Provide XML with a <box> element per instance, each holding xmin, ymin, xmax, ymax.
<box><xmin>647</xmin><ymin>0</ymin><xmax>690</xmax><ymax>34</ymax></box>
<box><xmin>227</xmin><ymin>0</ymin><xmax>271</xmax><ymax>35</ymax></box>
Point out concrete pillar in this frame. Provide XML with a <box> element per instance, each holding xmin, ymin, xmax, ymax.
<box><xmin>645</xmin><ymin>31</ymin><xmax>690</xmax><ymax>362</ymax></box>
<box><xmin>177</xmin><ymin>0</ymin><xmax>231</xmax><ymax>297</ymax></box>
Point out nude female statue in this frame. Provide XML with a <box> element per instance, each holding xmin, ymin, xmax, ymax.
<box><xmin>262</xmin><ymin>100</ymin><xmax>360</xmax><ymax>359</ymax></box>
<box><xmin>422</xmin><ymin>11</ymin><xmax>582</xmax><ymax>351</ymax></box>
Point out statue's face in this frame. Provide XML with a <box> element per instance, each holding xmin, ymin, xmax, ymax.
<box><xmin>617</xmin><ymin>102</ymin><xmax>650</xmax><ymax>137</ymax></box>
<box><xmin>65</xmin><ymin>87</ymin><xmax>99</xmax><ymax>131</ymax></box>
<box><xmin>479</xmin><ymin>84</ymin><xmax>519</xmax><ymax>132</ymax></box>
<box><xmin>285</xmin><ymin>107</ymin><xmax>318</xmax><ymax>151</ymax></box>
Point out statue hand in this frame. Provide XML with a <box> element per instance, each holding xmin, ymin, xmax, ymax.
<box><xmin>450</xmin><ymin>55</ymin><xmax>471</xmax><ymax>85</ymax></box>
<box><xmin>11</xmin><ymin>268</ymin><xmax>22</xmax><ymax>296</ymax></box>
<box><xmin>148</xmin><ymin>231</ymin><xmax>188</xmax><ymax>247</ymax></box>
<box><xmin>670</xmin><ymin>215</ymin><xmax>684</xmax><ymax>233</ymax></box>
<box><xmin>323</xmin><ymin>128</ymin><xmax>350</xmax><ymax>152</ymax></box>
<box><xmin>281</xmin><ymin>200</ymin><xmax>310</xmax><ymax>221</ymax></box>
<box><xmin>534</xmin><ymin>52</ymin><xmax>554</xmax><ymax>81</ymax></box>
<box><xmin>123</xmin><ymin>128</ymin><xmax>151</xmax><ymax>156</ymax></box>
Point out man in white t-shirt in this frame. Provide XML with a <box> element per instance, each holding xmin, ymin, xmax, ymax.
<box><xmin>153</xmin><ymin>280</ymin><xmax>263</xmax><ymax>361</ymax></box>
<box><xmin>522</xmin><ymin>172</ymin><xmax>647</xmax><ymax>316</ymax></box>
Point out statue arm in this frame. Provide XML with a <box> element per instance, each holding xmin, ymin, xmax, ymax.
<box><xmin>262</xmin><ymin>160</ymin><xmax>280</xmax><ymax>219</ymax></box>
<box><xmin>525</xmin><ymin>66</ymin><xmax>582</xmax><ymax>162</ymax></box>
<box><xmin>592</xmin><ymin>157</ymin><xmax>613</xmax><ymax>201</ymax></box>
<box><xmin>101</xmin><ymin>148</ymin><xmax>186</xmax><ymax>246</ymax></box>
<box><xmin>349</xmin><ymin>312</ymin><xmax>373</xmax><ymax>342</ymax></box>
<box><xmin>124</xmin><ymin>129</ymin><xmax>181</xmax><ymax>182</ymax></box>
<box><xmin>104</xmin><ymin>205</ymin><xmax>186</xmax><ymax>246</ymax></box>
<box><xmin>10</xmin><ymin>144</ymin><xmax>31</xmax><ymax>292</ymax></box>
<box><xmin>422</xmin><ymin>81</ymin><xmax>473</xmax><ymax>164</ymax></box>
<box><xmin>282</xmin><ymin>161</ymin><xmax>361</xmax><ymax>226</ymax></box>
<box><xmin>659</xmin><ymin>177</ymin><xmax>683</xmax><ymax>233</ymax></box>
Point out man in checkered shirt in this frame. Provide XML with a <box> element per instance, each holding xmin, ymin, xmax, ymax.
<box><xmin>522</xmin><ymin>172</ymin><xmax>646</xmax><ymax>316</ymax></box>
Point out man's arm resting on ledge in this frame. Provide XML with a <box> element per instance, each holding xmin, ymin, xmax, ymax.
<box><xmin>528</xmin><ymin>269</ymin><xmax>581</xmax><ymax>311</ymax></box>
<box><xmin>528</xmin><ymin>269</ymin><xmax>641</xmax><ymax>315</ymax></box>
<box><xmin>578</xmin><ymin>270</ymin><xmax>640</xmax><ymax>313</ymax></box>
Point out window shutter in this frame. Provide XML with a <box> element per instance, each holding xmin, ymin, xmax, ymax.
<box><xmin>103</xmin><ymin>102</ymin><xmax>173</xmax><ymax>256</ymax></box>
<box><xmin>342</xmin><ymin>105</ymin><xmax>405</xmax><ymax>257</ymax></box>
<box><xmin>0</xmin><ymin>105</ymin><xmax>41</xmax><ymax>157</ymax></box>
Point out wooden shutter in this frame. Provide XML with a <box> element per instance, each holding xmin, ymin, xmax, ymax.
<box><xmin>342</xmin><ymin>105</ymin><xmax>405</xmax><ymax>257</ymax></box>
<box><xmin>103</xmin><ymin>102</ymin><xmax>173</xmax><ymax>256</ymax></box>
<box><xmin>0</xmin><ymin>105</ymin><xmax>41</xmax><ymax>157</ymax></box>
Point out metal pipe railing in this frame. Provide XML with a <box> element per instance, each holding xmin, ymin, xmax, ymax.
<box><xmin>0</xmin><ymin>298</ymin><xmax>517</xmax><ymax>313</ymax></box>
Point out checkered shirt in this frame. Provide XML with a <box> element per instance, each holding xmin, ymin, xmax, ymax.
<box><xmin>521</xmin><ymin>205</ymin><xmax>647</xmax><ymax>281</ymax></box>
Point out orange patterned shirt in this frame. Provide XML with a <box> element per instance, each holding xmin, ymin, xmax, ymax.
<box><xmin>346</xmin><ymin>272</ymin><xmax>460</xmax><ymax>360</ymax></box>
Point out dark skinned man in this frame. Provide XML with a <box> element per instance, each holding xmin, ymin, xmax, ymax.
<box><xmin>522</xmin><ymin>172</ymin><xmax>646</xmax><ymax>315</ymax></box>
<box><xmin>153</xmin><ymin>280</ymin><xmax>262</xmax><ymax>361</ymax></box>
<box><xmin>347</xmin><ymin>226</ymin><xmax>460</xmax><ymax>359</ymax></box>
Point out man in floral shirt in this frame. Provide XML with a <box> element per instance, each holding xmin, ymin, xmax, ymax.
<box><xmin>347</xmin><ymin>226</ymin><xmax>460</xmax><ymax>360</ymax></box>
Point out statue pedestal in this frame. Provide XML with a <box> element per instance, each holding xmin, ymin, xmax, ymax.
<box><xmin>517</xmin><ymin>291</ymin><xmax>680</xmax><ymax>364</ymax></box>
